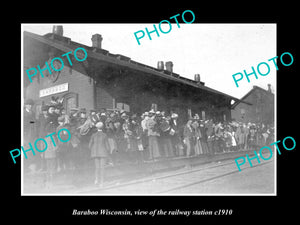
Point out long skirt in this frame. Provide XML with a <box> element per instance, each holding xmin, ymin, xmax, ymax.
<box><xmin>184</xmin><ymin>137</ymin><xmax>194</xmax><ymax>156</ymax></box>
<box><xmin>107</xmin><ymin>137</ymin><xmax>117</xmax><ymax>154</ymax></box>
<box><xmin>194</xmin><ymin>138</ymin><xmax>203</xmax><ymax>155</ymax></box>
<box><xmin>200</xmin><ymin>138</ymin><xmax>209</xmax><ymax>154</ymax></box>
<box><xmin>161</xmin><ymin>137</ymin><xmax>174</xmax><ymax>157</ymax></box>
<box><xmin>148</xmin><ymin>136</ymin><xmax>161</xmax><ymax>160</ymax></box>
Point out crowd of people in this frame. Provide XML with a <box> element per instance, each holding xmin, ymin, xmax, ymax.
<box><xmin>23</xmin><ymin>97</ymin><xmax>274</xmax><ymax>188</ymax></box>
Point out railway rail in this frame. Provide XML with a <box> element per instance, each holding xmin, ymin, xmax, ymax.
<box><xmin>79</xmin><ymin>158</ymin><xmax>274</xmax><ymax>194</ymax></box>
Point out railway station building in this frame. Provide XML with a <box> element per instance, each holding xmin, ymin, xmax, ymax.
<box><xmin>24</xmin><ymin>26</ymin><xmax>242</xmax><ymax>122</ymax></box>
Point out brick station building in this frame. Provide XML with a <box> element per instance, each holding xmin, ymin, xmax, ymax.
<box><xmin>24</xmin><ymin>26</ymin><xmax>241</xmax><ymax>122</ymax></box>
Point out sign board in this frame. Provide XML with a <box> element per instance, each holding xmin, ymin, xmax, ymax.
<box><xmin>39</xmin><ymin>83</ymin><xmax>68</xmax><ymax>98</ymax></box>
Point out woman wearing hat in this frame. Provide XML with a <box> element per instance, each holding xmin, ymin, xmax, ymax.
<box><xmin>145</xmin><ymin>112</ymin><xmax>161</xmax><ymax>161</ymax></box>
<box><xmin>159</xmin><ymin>116</ymin><xmax>174</xmax><ymax>158</ymax></box>
<box><xmin>170</xmin><ymin>113</ymin><xmax>183</xmax><ymax>156</ymax></box>
<box><xmin>247</xmin><ymin>125</ymin><xmax>257</xmax><ymax>150</ymax></box>
<box><xmin>56</xmin><ymin>115</ymin><xmax>71</xmax><ymax>172</ymax></box>
<box><xmin>183</xmin><ymin>119</ymin><xmax>195</xmax><ymax>157</ymax></box>
<box><xmin>89</xmin><ymin>121</ymin><xmax>110</xmax><ymax>187</ymax></box>
<box><xmin>191</xmin><ymin>120</ymin><xmax>203</xmax><ymax>156</ymax></box>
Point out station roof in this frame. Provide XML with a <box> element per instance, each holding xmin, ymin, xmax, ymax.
<box><xmin>24</xmin><ymin>31</ymin><xmax>245</xmax><ymax>105</ymax></box>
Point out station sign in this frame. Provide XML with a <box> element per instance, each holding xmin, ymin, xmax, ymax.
<box><xmin>39</xmin><ymin>83</ymin><xmax>68</xmax><ymax>98</ymax></box>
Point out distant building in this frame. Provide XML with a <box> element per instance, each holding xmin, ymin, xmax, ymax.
<box><xmin>231</xmin><ymin>84</ymin><xmax>275</xmax><ymax>125</ymax></box>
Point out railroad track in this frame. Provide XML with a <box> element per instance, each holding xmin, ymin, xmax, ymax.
<box><xmin>79</xmin><ymin>158</ymin><xmax>274</xmax><ymax>194</ymax></box>
<box><xmin>157</xmin><ymin>160</ymin><xmax>273</xmax><ymax>194</ymax></box>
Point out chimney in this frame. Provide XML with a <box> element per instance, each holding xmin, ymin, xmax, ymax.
<box><xmin>91</xmin><ymin>34</ymin><xmax>103</xmax><ymax>49</ymax></box>
<box><xmin>165</xmin><ymin>61</ymin><xmax>173</xmax><ymax>73</ymax></box>
<box><xmin>157</xmin><ymin>61</ymin><xmax>164</xmax><ymax>70</ymax></box>
<box><xmin>267</xmin><ymin>84</ymin><xmax>272</xmax><ymax>93</ymax></box>
<box><xmin>194</xmin><ymin>74</ymin><xmax>200</xmax><ymax>83</ymax></box>
<box><xmin>52</xmin><ymin>25</ymin><xmax>63</xmax><ymax>36</ymax></box>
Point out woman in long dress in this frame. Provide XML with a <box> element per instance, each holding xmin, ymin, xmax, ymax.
<box><xmin>192</xmin><ymin>120</ymin><xmax>203</xmax><ymax>156</ymax></box>
<box><xmin>199</xmin><ymin>120</ymin><xmax>209</xmax><ymax>154</ymax></box>
<box><xmin>145</xmin><ymin>112</ymin><xmax>161</xmax><ymax>160</ymax></box>
<box><xmin>183</xmin><ymin>119</ymin><xmax>195</xmax><ymax>157</ymax></box>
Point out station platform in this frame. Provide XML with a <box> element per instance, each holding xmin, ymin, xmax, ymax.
<box><xmin>22</xmin><ymin>149</ymin><xmax>257</xmax><ymax>194</ymax></box>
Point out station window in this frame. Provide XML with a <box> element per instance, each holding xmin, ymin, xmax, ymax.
<box><xmin>202</xmin><ymin>110</ymin><xmax>205</xmax><ymax>120</ymax></box>
<box><xmin>63</xmin><ymin>92</ymin><xmax>78</xmax><ymax>115</ymax></box>
<box><xmin>116</xmin><ymin>102</ymin><xmax>130</xmax><ymax>112</ymax></box>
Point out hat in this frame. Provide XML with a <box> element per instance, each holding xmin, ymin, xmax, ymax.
<box><xmin>149</xmin><ymin>109</ymin><xmax>155</xmax><ymax>114</ymax></box>
<box><xmin>171</xmin><ymin>113</ymin><xmax>178</xmax><ymax>118</ymax></box>
<box><xmin>95</xmin><ymin>121</ymin><xmax>104</xmax><ymax>129</ymax></box>
<box><xmin>121</xmin><ymin>112</ymin><xmax>127</xmax><ymax>118</ymax></box>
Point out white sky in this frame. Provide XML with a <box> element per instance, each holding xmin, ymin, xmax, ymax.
<box><xmin>23</xmin><ymin>23</ymin><xmax>276</xmax><ymax>99</ymax></box>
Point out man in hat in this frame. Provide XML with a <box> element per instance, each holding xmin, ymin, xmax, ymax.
<box><xmin>170</xmin><ymin>113</ymin><xmax>183</xmax><ymax>156</ymax></box>
<box><xmin>141</xmin><ymin>112</ymin><xmax>149</xmax><ymax>157</ymax></box>
<box><xmin>159</xmin><ymin>115</ymin><xmax>174</xmax><ymax>158</ymax></box>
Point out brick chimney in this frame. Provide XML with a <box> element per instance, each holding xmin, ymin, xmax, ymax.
<box><xmin>165</xmin><ymin>61</ymin><xmax>173</xmax><ymax>73</ymax></box>
<box><xmin>194</xmin><ymin>74</ymin><xmax>200</xmax><ymax>83</ymax></box>
<box><xmin>157</xmin><ymin>61</ymin><xmax>164</xmax><ymax>70</ymax></box>
<box><xmin>52</xmin><ymin>25</ymin><xmax>63</xmax><ymax>36</ymax></box>
<box><xmin>91</xmin><ymin>34</ymin><xmax>103</xmax><ymax>49</ymax></box>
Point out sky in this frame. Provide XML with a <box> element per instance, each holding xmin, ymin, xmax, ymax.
<box><xmin>22</xmin><ymin>23</ymin><xmax>276</xmax><ymax>99</ymax></box>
